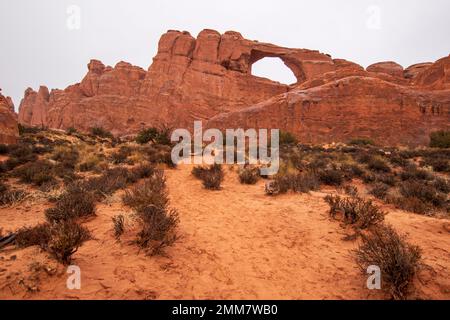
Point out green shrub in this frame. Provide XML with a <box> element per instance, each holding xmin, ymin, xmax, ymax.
<box><xmin>136</xmin><ymin>126</ymin><xmax>172</xmax><ymax>145</ymax></box>
<box><xmin>136</xmin><ymin>127</ymin><xmax>159</xmax><ymax>144</ymax></box>
<box><xmin>91</xmin><ymin>127</ymin><xmax>113</xmax><ymax>139</ymax></box>
<box><xmin>355</xmin><ymin>224</ymin><xmax>421</xmax><ymax>300</ymax></box>
<box><xmin>429</xmin><ymin>130</ymin><xmax>450</xmax><ymax>148</ymax></box>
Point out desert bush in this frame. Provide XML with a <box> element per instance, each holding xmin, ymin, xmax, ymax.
<box><xmin>429</xmin><ymin>130</ymin><xmax>450</xmax><ymax>148</ymax></box>
<box><xmin>388</xmin><ymin>196</ymin><xmax>429</xmax><ymax>215</ymax></box>
<box><xmin>343</xmin><ymin>185</ymin><xmax>358</xmax><ymax>197</ymax></box>
<box><xmin>266</xmin><ymin>171</ymin><xmax>320</xmax><ymax>195</ymax></box>
<box><xmin>374</xmin><ymin>172</ymin><xmax>397</xmax><ymax>187</ymax></box>
<box><xmin>130</xmin><ymin>162</ymin><xmax>155</xmax><ymax>180</ymax></box>
<box><xmin>355</xmin><ymin>152</ymin><xmax>374</xmax><ymax>164</ymax></box>
<box><xmin>18</xmin><ymin>124</ymin><xmax>45</xmax><ymax>135</ymax></box>
<box><xmin>279</xmin><ymin>131</ymin><xmax>298</xmax><ymax>146</ymax></box>
<box><xmin>433</xmin><ymin>177</ymin><xmax>450</xmax><ymax>193</ymax></box>
<box><xmin>13</xmin><ymin>160</ymin><xmax>56</xmax><ymax>186</ymax></box>
<box><xmin>0</xmin><ymin>144</ymin><xmax>9</xmax><ymax>154</ymax></box>
<box><xmin>8</xmin><ymin>145</ymin><xmax>37</xmax><ymax>167</ymax></box>
<box><xmin>136</xmin><ymin>126</ymin><xmax>172</xmax><ymax>146</ymax></box>
<box><xmin>192</xmin><ymin>164</ymin><xmax>224</xmax><ymax>190</ymax></box>
<box><xmin>317</xmin><ymin>168</ymin><xmax>344</xmax><ymax>186</ymax></box>
<box><xmin>47</xmin><ymin>221</ymin><xmax>91</xmax><ymax>265</ymax></box>
<box><xmin>400</xmin><ymin>165</ymin><xmax>433</xmax><ymax>181</ymax></box>
<box><xmin>90</xmin><ymin>126</ymin><xmax>113</xmax><ymax>139</ymax></box>
<box><xmin>51</xmin><ymin>146</ymin><xmax>79</xmax><ymax>169</ymax></box>
<box><xmin>399</xmin><ymin>180</ymin><xmax>446</xmax><ymax>208</ymax></box>
<box><xmin>66</xmin><ymin>127</ymin><xmax>78</xmax><ymax>135</ymax></box>
<box><xmin>367</xmin><ymin>156</ymin><xmax>391</xmax><ymax>173</ymax></box>
<box><xmin>369</xmin><ymin>182</ymin><xmax>390</xmax><ymax>200</ymax></box>
<box><xmin>15</xmin><ymin>223</ymin><xmax>52</xmax><ymax>248</ymax></box>
<box><xmin>388</xmin><ymin>154</ymin><xmax>409</xmax><ymax>167</ymax></box>
<box><xmin>110</xmin><ymin>146</ymin><xmax>133</xmax><ymax>164</ymax></box>
<box><xmin>112</xmin><ymin>214</ymin><xmax>125</xmax><ymax>240</ymax></box>
<box><xmin>355</xmin><ymin>224</ymin><xmax>422</xmax><ymax>300</ymax></box>
<box><xmin>135</xmin><ymin>205</ymin><xmax>179</xmax><ymax>256</ymax></box>
<box><xmin>81</xmin><ymin>167</ymin><xmax>133</xmax><ymax>198</ymax></box>
<box><xmin>324</xmin><ymin>195</ymin><xmax>385</xmax><ymax>229</ymax></box>
<box><xmin>123</xmin><ymin>170</ymin><xmax>168</xmax><ymax>211</ymax></box>
<box><xmin>142</xmin><ymin>144</ymin><xmax>175</xmax><ymax>167</ymax></box>
<box><xmin>291</xmin><ymin>171</ymin><xmax>320</xmax><ymax>193</ymax></box>
<box><xmin>45</xmin><ymin>184</ymin><xmax>96</xmax><ymax>223</ymax></box>
<box><xmin>124</xmin><ymin>170</ymin><xmax>179</xmax><ymax>255</ymax></box>
<box><xmin>78</xmin><ymin>155</ymin><xmax>102</xmax><ymax>172</ymax></box>
<box><xmin>238</xmin><ymin>166</ymin><xmax>260</xmax><ymax>185</ymax></box>
<box><xmin>362</xmin><ymin>172</ymin><xmax>376</xmax><ymax>184</ymax></box>
<box><xmin>0</xmin><ymin>186</ymin><xmax>27</xmax><ymax>206</ymax></box>
<box><xmin>348</xmin><ymin>138</ymin><xmax>375</xmax><ymax>146</ymax></box>
<box><xmin>136</xmin><ymin>127</ymin><xmax>159</xmax><ymax>144</ymax></box>
<box><xmin>423</xmin><ymin>157</ymin><xmax>449</xmax><ymax>173</ymax></box>
<box><xmin>342</xmin><ymin>163</ymin><xmax>365</xmax><ymax>178</ymax></box>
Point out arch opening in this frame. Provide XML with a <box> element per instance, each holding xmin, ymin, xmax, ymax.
<box><xmin>250</xmin><ymin>57</ymin><xmax>298</xmax><ymax>85</ymax></box>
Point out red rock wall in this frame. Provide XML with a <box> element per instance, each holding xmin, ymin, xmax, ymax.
<box><xmin>0</xmin><ymin>91</ymin><xmax>18</xmax><ymax>145</ymax></box>
<box><xmin>17</xmin><ymin>30</ymin><xmax>450</xmax><ymax>146</ymax></box>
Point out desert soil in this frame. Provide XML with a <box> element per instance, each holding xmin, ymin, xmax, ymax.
<box><xmin>0</xmin><ymin>164</ymin><xmax>449</xmax><ymax>299</ymax></box>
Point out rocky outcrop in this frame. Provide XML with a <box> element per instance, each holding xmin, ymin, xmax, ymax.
<box><xmin>0</xmin><ymin>90</ymin><xmax>18</xmax><ymax>144</ymax></box>
<box><xmin>206</xmin><ymin>76</ymin><xmax>450</xmax><ymax>146</ymax></box>
<box><xmin>367</xmin><ymin>61</ymin><xmax>404</xmax><ymax>78</ymax></box>
<box><xmin>17</xmin><ymin>29</ymin><xmax>450</xmax><ymax>146</ymax></box>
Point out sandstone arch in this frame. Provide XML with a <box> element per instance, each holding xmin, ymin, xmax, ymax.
<box><xmin>249</xmin><ymin>50</ymin><xmax>305</xmax><ymax>84</ymax></box>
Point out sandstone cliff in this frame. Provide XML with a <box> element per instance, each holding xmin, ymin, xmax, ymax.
<box><xmin>0</xmin><ymin>90</ymin><xmax>19</xmax><ymax>144</ymax></box>
<box><xmin>18</xmin><ymin>29</ymin><xmax>450</xmax><ymax>146</ymax></box>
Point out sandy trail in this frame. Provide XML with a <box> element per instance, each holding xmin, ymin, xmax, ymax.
<box><xmin>0</xmin><ymin>165</ymin><xmax>449</xmax><ymax>299</ymax></box>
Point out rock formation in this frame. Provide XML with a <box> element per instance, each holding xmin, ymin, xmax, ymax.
<box><xmin>18</xmin><ymin>29</ymin><xmax>450</xmax><ymax>146</ymax></box>
<box><xmin>0</xmin><ymin>90</ymin><xmax>19</xmax><ymax>144</ymax></box>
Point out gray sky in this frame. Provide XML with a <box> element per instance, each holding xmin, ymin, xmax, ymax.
<box><xmin>1</xmin><ymin>0</ymin><xmax>449</xmax><ymax>111</ymax></box>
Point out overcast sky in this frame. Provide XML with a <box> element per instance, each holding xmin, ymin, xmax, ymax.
<box><xmin>1</xmin><ymin>0</ymin><xmax>449</xmax><ymax>110</ymax></box>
